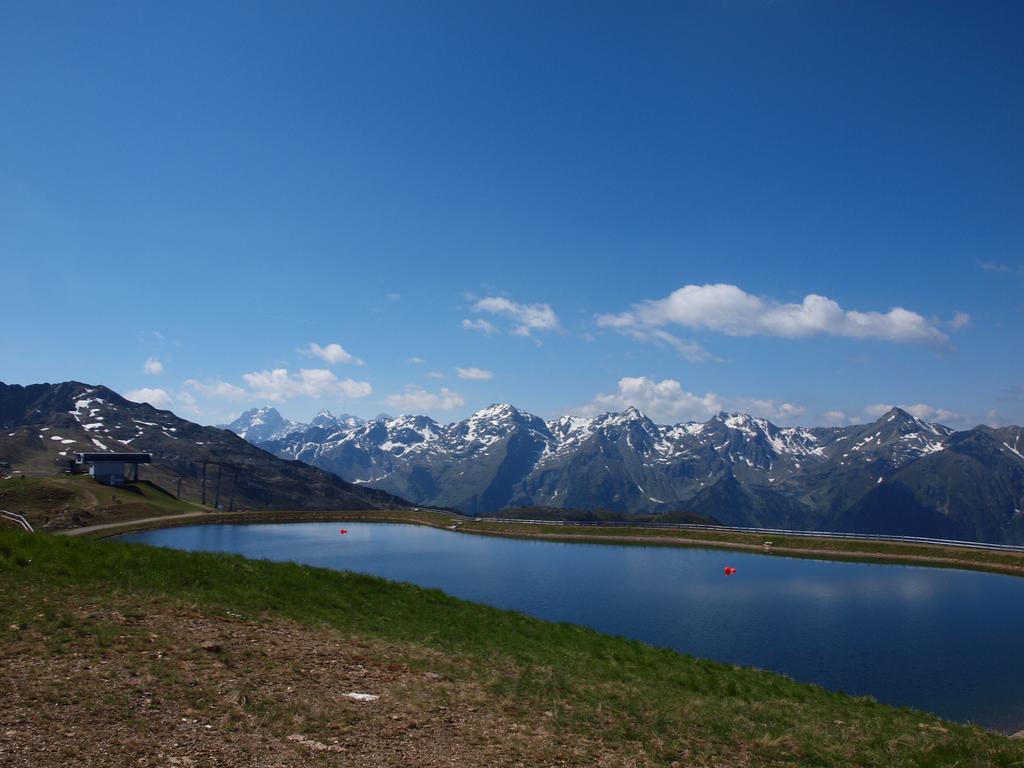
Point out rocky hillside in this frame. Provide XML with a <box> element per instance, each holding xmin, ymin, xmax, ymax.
<box><xmin>0</xmin><ymin>381</ymin><xmax>407</xmax><ymax>511</ymax></box>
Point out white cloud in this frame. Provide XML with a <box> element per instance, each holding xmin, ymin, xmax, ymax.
<box><xmin>408</xmin><ymin>356</ymin><xmax>426</xmax><ymax>365</ymax></box>
<box><xmin>242</xmin><ymin>368</ymin><xmax>372</xmax><ymax>402</ymax></box>
<box><xmin>598</xmin><ymin>283</ymin><xmax>951</xmax><ymax>347</ymax></box>
<box><xmin>425</xmin><ymin>371</ymin><xmax>446</xmax><ymax>379</ymax></box>
<box><xmin>462</xmin><ymin>318</ymin><xmax>499</xmax><ymax>335</ymax></box>
<box><xmin>824</xmin><ymin>410</ymin><xmax>850</xmax><ymax>425</ymax></box>
<box><xmin>613</xmin><ymin>326</ymin><xmax>715</xmax><ymax>362</ymax></box>
<box><xmin>579</xmin><ymin>377</ymin><xmax>724</xmax><ymax>422</ymax></box>
<box><xmin>898</xmin><ymin>404</ymin><xmax>962</xmax><ymax>424</ymax></box>
<box><xmin>386</xmin><ymin>292</ymin><xmax>401</xmax><ymax>301</ymax></box>
<box><xmin>176</xmin><ymin>391</ymin><xmax>202</xmax><ymax>417</ymax></box>
<box><xmin>143</xmin><ymin>357</ymin><xmax>164</xmax><ymax>375</ymax></box>
<box><xmin>125</xmin><ymin>387</ymin><xmax>173</xmax><ymax>409</ymax></box>
<box><xmin>949</xmin><ymin>311</ymin><xmax>971</xmax><ymax>331</ymax></box>
<box><xmin>863</xmin><ymin>402</ymin><xmax>962</xmax><ymax>424</ymax></box>
<box><xmin>471</xmin><ymin>296</ymin><xmax>559</xmax><ymax>335</ymax></box>
<box><xmin>303</xmin><ymin>342</ymin><xmax>364</xmax><ymax>366</ymax></box>
<box><xmin>183</xmin><ymin>378</ymin><xmax>249</xmax><ymax>401</ymax></box>
<box><xmin>456</xmin><ymin>367</ymin><xmax>494</xmax><ymax>380</ymax></box>
<box><xmin>733</xmin><ymin>399</ymin><xmax>806</xmax><ymax>423</ymax></box>
<box><xmin>984</xmin><ymin>409</ymin><xmax>1007</xmax><ymax>426</ymax></box>
<box><xmin>868</xmin><ymin>403</ymin><xmax>901</xmax><ymax>421</ymax></box>
<box><xmin>862</xmin><ymin>404</ymin><xmax>896</xmax><ymax>419</ymax></box>
<box><xmin>648</xmin><ymin>330</ymin><xmax>714</xmax><ymax>362</ymax></box>
<box><xmin>385</xmin><ymin>386</ymin><xmax>464</xmax><ymax>412</ymax></box>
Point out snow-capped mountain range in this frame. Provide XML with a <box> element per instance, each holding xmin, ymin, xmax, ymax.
<box><xmin>229</xmin><ymin>406</ymin><xmax>363</xmax><ymax>444</ymax></box>
<box><xmin>227</xmin><ymin>404</ymin><xmax>1024</xmax><ymax>542</ymax></box>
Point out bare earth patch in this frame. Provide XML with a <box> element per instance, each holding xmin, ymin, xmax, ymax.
<box><xmin>0</xmin><ymin>590</ymin><xmax>642</xmax><ymax>767</ymax></box>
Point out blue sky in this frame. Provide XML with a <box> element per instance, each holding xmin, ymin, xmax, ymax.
<box><xmin>2</xmin><ymin>1</ymin><xmax>1022</xmax><ymax>428</ymax></box>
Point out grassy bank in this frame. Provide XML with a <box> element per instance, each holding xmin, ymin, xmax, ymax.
<box><xmin>1</xmin><ymin>528</ymin><xmax>1021</xmax><ymax>766</ymax></box>
<box><xmin>0</xmin><ymin>475</ymin><xmax>206</xmax><ymax>530</ymax></box>
<box><xmin>452</xmin><ymin>518</ymin><xmax>1024</xmax><ymax>577</ymax></box>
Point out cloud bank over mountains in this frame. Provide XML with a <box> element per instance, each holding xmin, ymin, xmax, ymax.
<box><xmin>579</xmin><ymin>376</ymin><xmax>807</xmax><ymax>424</ymax></box>
<box><xmin>241</xmin><ymin>369</ymin><xmax>372</xmax><ymax>402</ymax></box>
<box><xmin>116</xmin><ymin>283</ymin><xmax>983</xmax><ymax>428</ymax></box>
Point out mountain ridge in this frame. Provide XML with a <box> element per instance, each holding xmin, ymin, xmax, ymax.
<box><xmin>227</xmin><ymin>403</ymin><xmax>1024</xmax><ymax>543</ymax></box>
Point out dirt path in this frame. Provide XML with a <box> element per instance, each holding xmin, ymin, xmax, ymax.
<box><xmin>56</xmin><ymin>511</ymin><xmax>210</xmax><ymax>536</ymax></box>
<box><xmin>56</xmin><ymin>510</ymin><xmax>437</xmax><ymax>538</ymax></box>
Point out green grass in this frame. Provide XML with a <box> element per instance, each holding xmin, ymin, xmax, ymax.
<box><xmin>0</xmin><ymin>475</ymin><xmax>206</xmax><ymax>528</ymax></box>
<box><xmin>1</xmin><ymin>527</ymin><xmax>1021</xmax><ymax>766</ymax></box>
<box><xmin>0</xmin><ymin>475</ymin><xmax>91</xmax><ymax>511</ymax></box>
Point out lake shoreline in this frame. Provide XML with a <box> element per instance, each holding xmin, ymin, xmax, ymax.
<box><xmin>70</xmin><ymin>507</ymin><xmax>1024</xmax><ymax>579</ymax></box>
<box><xmin>454</xmin><ymin>526</ymin><xmax>1024</xmax><ymax>577</ymax></box>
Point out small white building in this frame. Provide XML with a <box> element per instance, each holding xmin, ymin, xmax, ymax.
<box><xmin>75</xmin><ymin>453</ymin><xmax>152</xmax><ymax>485</ymax></box>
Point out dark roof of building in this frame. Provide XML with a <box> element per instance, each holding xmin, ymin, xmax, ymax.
<box><xmin>75</xmin><ymin>453</ymin><xmax>152</xmax><ymax>464</ymax></box>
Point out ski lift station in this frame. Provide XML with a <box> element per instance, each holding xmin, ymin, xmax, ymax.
<box><xmin>75</xmin><ymin>452</ymin><xmax>152</xmax><ymax>486</ymax></box>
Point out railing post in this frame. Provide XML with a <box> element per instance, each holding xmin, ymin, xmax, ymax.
<box><xmin>0</xmin><ymin>510</ymin><xmax>34</xmax><ymax>533</ymax></box>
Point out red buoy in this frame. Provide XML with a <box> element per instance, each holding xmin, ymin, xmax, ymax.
<box><xmin>723</xmin><ymin>566</ymin><xmax>736</xmax><ymax>576</ymax></box>
<box><xmin>339</xmin><ymin>529</ymin><xmax>348</xmax><ymax>535</ymax></box>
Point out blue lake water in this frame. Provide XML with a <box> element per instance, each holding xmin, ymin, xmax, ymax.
<box><xmin>118</xmin><ymin>522</ymin><xmax>1024</xmax><ymax>732</ymax></box>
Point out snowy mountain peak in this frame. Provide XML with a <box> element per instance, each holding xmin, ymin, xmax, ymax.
<box><xmin>225</xmin><ymin>406</ymin><xmax>299</xmax><ymax>443</ymax></box>
<box><xmin>387</xmin><ymin>413</ymin><xmax>440</xmax><ymax>432</ymax></box>
<box><xmin>593</xmin><ymin>407</ymin><xmax>658</xmax><ymax>433</ymax></box>
<box><xmin>310</xmin><ymin>409</ymin><xmax>336</xmax><ymax>428</ymax></box>
<box><xmin>722</xmin><ymin>412</ymin><xmax>755</xmax><ymax>428</ymax></box>
<box><xmin>882</xmin><ymin>406</ymin><xmax>914</xmax><ymax>421</ymax></box>
<box><xmin>470</xmin><ymin>403</ymin><xmax>521</xmax><ymax>421</ymax></box>
<box><xmin>309</xmin><ymin>410</ymin><xmax>364</xmax><ymax>430</ymax></box>
<box><xmin>551</xmin><ymin>414</ymin><xmax>593</xmax><ymax>433</ymax></box>
<box><xmin>869</xmin><ymin>407</ymin><xmax>950</xmax><ymax>439</ymax></box>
